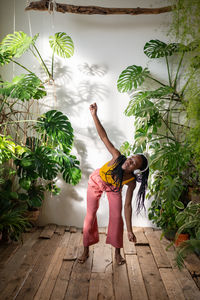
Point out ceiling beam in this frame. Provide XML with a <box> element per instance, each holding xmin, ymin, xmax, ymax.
<box><xmin>25</xmin><ymin>0</ymin><xmax>173</xmax><ymax>15</ymax></box>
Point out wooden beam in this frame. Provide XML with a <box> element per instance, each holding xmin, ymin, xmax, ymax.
<box><xmin>25</xmin><ymin>0</ymin><xmax>173</xmax><ymax>15</ymax></box>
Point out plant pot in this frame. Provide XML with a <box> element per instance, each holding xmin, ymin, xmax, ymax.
<box><xmin>175</xmin><ymin>233</ymin><xmax>190</xmax><ymax>247</ymax></box>
<box><xmin>25</xmin><ymin>208</ymin><xmax>40</xmax><ymax>225</ymax></box>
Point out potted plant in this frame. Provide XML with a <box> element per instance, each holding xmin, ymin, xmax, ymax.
<box><xmin>172</xmin><ymin>202</ymin><xmax>200</xmax><ymax>268</ymax></box>
<box><xmin>0</xmin><ymin>31</ymin><xmax>82</xmax><ymax>240</ymax></box>
<box><xmin>117</xmin><ymin>38</ymin><xmax>200</xmax><ymax>239</ymax></box>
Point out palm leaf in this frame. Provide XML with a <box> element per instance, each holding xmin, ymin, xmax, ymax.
<box><xmin>1</xmin><ymin>31</ymin><xmax>33</xmax><ymax>58</ymax></box>
<box><xmin>144</xmin><ymin>40</ymin><xmax>179</xmax><ymax>58</ymax></box>
<box><xmin>117</xmin><ymin>65</ymin><xmax>150</xmax><ymax>92</ymax></box>
<box><xmin>49</xmin><ymin>32</ymin><xmax>74</xmax><ymax>58</ymax></box>
<box><xmin>0</xmin><ymin>74</ymin><xmax>46</xmax><ymax>101</ymax></box>
<box><xmin>35</xmin><ymin>110</ymin><xmax>74</xmax><ymax>152</ymax></box>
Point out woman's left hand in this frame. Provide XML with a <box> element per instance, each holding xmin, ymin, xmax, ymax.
<box><xmin>127</xmin><ymin>231</ymin><xmax>137</xmax><ymax>243</ymax></box>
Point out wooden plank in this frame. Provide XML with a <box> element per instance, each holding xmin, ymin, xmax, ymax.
<box><xmin>154</xmin><ymin>230</ymin><xmax>200</xmax><ymax>300</ymax></box>
<box><xmin>0</xmin><ymin>242</ymin><xmax>20</xmax><ymax>268</ymax></box>
<box><xmin>0</xmin><ymin>234</ymin><xmax>45</xmax><ymax>300</ymax></box>
<box><xmin>112</xmin><ymin>247</ymin><xmax>132</xmax><ymax>300</ymax></box>
<box><xmin>64</xmin><ymin>236</ymin><xmax>93</xmax><ymax>300</ymax></box>
<box><xmin>159</xmin><ymin>268</ymin><xmax>185</xmax><ymax>300</ymax></box>
<box><xmin>63</xmin><ymin>231</ymin><xmax>82</xmax><ymax>261</ymax></box>
<box><xmin>145</xmin><ymin>231</ymin><xmax>171</xmax><ymax>268</ymax></box>
<box><xmin>92</xmin><ymin>234</ymin><xmax>112</xmax><ymax>273</ymax></box>
<box><xmin>193</xmin><ymin>277</ymin><xmax>200</xmax><ymax>290</ymax></box>
<box><xmin>126</xmin><ymin>255</ymin><xmax>148</xmax><ymax>300</ymax></box>
<box><xmin>39</xmin><ymin>224</ymin><xmax>57</xmax><ymax>239</ymax></box>
<box><xmin>0</xmin><ymin>230</ymin><xmax>41</xmax><ymax>292</ymax></box>
<box><xmin>136</xmin><ymin>245</ymin><xmax>169</xmax><ymax>300</ymax></box>
<box><xmin>184</xmin><ymin>253</ymin><xmax>200</xmax><ymax>276</ymax></box>
<box><xmin>15</xmin><ymin>233</ymin><xmax>62</xmax><ymax>300</ymax></box>
<box><xmin>144</xmin><ymin>227</ymin><xmax>154</xmax><ymax>232</ymax></box>
<box><xmin>34</xmin><ymin>232</ymin><xmax>71</xmax><ymax>300</ymax></box>
<box><xmin>88</xmin><ymin>264</ymin><xmax>114</xmax><ymax>300</ymax></box>
<box><xmin>54</xmin><ymin>225</ymin><xmax>66</xmax><ymax>235</ymax></box>
<box><xmin>69</xmin><ymin>226</ymin><xmax>77</xmax><ymax>233</ymax></box>
<box><xmin>51</xmin><ymin>233</ymin><xmax>74</xmax><ymax>300</ymax></box>
<box><xmin>123</xmin><ymin>231</ymin><xmax>136</xmax><ymax>255</ymax></box>
<box><xmin>51</xmin><ymin>260</ymin><xmax>74</xmax><ymax>300</ymax></box>
<box><xmin>132</xmin><ymin>227</ymin><xmax>149</xmax><ymax>245</ymax></box>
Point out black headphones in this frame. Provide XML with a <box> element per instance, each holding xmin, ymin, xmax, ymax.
<box><xmin>133</xmin><ymin>153</ymin><xmax>149</xmax><ymax>175</ymax></box>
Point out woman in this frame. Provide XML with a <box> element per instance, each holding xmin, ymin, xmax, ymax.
<box><xmin>78</xmin><ymin>103</ymin><xmax>149</xmax><ymax>265</ymax></box>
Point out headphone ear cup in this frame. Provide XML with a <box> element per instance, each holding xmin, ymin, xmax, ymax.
<box><xmin>134</xmin><ymin>169</ymin><xmax>141</xmax><ymax>175</ymax></box>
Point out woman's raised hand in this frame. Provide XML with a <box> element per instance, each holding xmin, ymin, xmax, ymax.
<box><xmin>89</xmin><ymin>103</ymin><xmax>97</xmax><ymax>116</ymax></box>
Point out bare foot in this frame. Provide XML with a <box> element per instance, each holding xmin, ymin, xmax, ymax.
<box><xmin>115</xmin><ymin>253</ymin><xmax>126</xmax><ymax>265</ymax></box>
<box><xmin>77</xmin><ymin>251</ymin><xmax>89</xmax><ymax>264</ymax></box>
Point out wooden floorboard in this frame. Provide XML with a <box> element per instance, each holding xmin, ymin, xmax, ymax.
<box><xmin>0</xmin><ymin>226</ymin><xmax>199</xmax><ymax>300</ymax></box>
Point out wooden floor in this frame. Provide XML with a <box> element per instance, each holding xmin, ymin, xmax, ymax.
<box><xmin>0</xmin><ymin>225</ymin><xmax>200</xmax><ymax>300</ymax></box>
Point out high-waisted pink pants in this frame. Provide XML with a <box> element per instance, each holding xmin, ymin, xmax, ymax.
<box><xmin>83</xmin><ymin>168</ymin><xmax>123</xmax><ymax>248</ymax></box>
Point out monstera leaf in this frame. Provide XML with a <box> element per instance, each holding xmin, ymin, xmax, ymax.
<box><xmin>61</xmin><ymin>154</ymin><xmax>81</xmax><ymax>185</ymax></box>
<box><xmin>125</xmin><ymin>91</ymin><xmax>158</xmax><ymax>117</ymax></box>
<box><xmin>35</xmin><ymin>110</ymin><xmax>74</xmax><ymax>152</ymax></box>
<box><xmin>117</xmin><ymin>65</ymin><xmax>150</xmax><ymax>92</ymax></box>
<box><xmin>52</xmin><ymin>150</ymin><xmax>81</xmax><ymax>185</ymax></box>
<box><xmin>16</xmin><ymin>146</ymin><xmax>59</xmax><ymax>180</ymax></box>
<box><xmin>1</xmin><ymin>31</ymin><xmax>36</xmax><ymax>58</ymax></box>
<box><xmin>0</xmin><ymin>47</ymin><xmax>13</xmax><ymax>65</ymax></box>
<box><xmin>0</xmin><ymin>74</ymin><xmax>46</xmax><ymax>101</ymax></box>
<box><xmin>144</xmin><ymin>40</ymin><xmax>179</xmax><ymax>58</ymax></box>
<box><xmin>49</xmin><ymin>32</ymin><xmax>74</xmax><ymax>58</ymax></box>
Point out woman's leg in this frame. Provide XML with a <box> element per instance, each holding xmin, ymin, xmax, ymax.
<box><xmin>106</xmin><ymin>190</ymin><xmax>126</xmax><ymax>265</ymax></box>
<box><xmin>78</xmin><ymin>171</ymin><xmax>103</xmax><ymax>263</ymax></box>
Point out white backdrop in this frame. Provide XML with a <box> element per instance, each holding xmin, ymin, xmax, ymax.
<box><xmin>0</xmin><ymin>0</ymin><xmax>171</xmax><ymax>227</ymax></box>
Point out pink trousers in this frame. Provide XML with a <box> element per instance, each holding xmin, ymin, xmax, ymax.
<box><xmin>83</xmin><ymin>168</ymin><xmax>124</xmax><ymax>248</ymax></box>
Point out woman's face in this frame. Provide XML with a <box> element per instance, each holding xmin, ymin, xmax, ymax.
<box><xmin>121</xmin><ymin>155</ymin><xmax>143</xmax><ymax>172</ymax></box>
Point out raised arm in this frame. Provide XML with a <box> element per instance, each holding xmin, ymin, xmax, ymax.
<box><xmin>124</xmin><ymin>180</ymin><xmax>137</xmax><ymax>243</ymax></box>
<box><xmin>90</xmin><ymin>103</ymin><xmax>120</xmax><ymax>159</ymax></box>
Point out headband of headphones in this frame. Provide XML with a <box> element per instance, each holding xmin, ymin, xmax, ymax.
<box><xmin>133</xmin><ymin>153</ymin><xmax>149</xmax><ymax>175</ymax></box>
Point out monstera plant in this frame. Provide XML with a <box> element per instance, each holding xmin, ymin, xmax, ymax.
<box><xmin>0</xmin><ymin>31</ymin><xmax>81</xmax><ymax>241</ymax></box>
<box><xmin>118</xmin><ymin>39</ymin><xmax>200</xmax><ymax>236</ymax></box>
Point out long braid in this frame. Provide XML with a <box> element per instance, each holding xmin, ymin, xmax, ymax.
<box><xmin>134</xmin><ymin>155</ymin><xmax>149</xmax><ymax>215</ymax></box>
<box><xmin>104</xmin><ymin>155</ymin><xmax>127</xmax><ymax>192</ymax></box>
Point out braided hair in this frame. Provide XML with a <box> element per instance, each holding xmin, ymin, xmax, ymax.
<box><xmin>104</xmin><ymin>154</ymin><xmax>149</xmax><ymax>215</ymax></box>
<box><xmin>134</xmin><ymin>154</ymin><xmax>149</xmax><ymax>215</ymax></box>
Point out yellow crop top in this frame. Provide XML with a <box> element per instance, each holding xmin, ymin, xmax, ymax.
<box><xmin>99</xmin><ymin>161</ymin><xmax>135</xmax><ymax>186</ymax></box>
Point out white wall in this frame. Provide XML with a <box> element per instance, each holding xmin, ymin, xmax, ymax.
<box><xmin>0</xmin><ymin>0</ymin><xmax>171</xmax><ymax>228</ymax></box>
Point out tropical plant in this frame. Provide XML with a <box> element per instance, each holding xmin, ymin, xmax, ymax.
<box><xmin>169</xmin><ymin>0</ymin><xmax>200</xmax><ymax>171</ymax></box>
<box><xmin>118</xmin><ymin>38</ymin><xmax>200</xmax><ymax>233</ymax></box>
<box><xmin>0</xmin><ymin>31</ymin><xmax>81</xmax><ymax>240</ymax></box>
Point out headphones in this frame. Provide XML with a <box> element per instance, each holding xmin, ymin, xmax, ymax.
<box><xmin>133</xmin><ymin>153</ymin><xmax>149</xmax><ymax>175</ymax></box>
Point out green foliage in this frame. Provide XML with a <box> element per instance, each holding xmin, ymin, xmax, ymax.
<box><xmin>0</xmin><ymin>74</ymin><xmax>46</xmax><ymax>101</ymax></box>
<box><xmin>35</xmin><ymin>110</ymin><xmax>73</xmax><ymax>153</ymax></box>
<box><xmin>0</xmin><ymin>136</ymin><xmax>15</xmax><ymax>163</ymax></box>
<box><xmin>117</xmin><ymin>65</ymin><xmax>150</xmax><ymax>92</ymax></box>
<box><xmin>144</xmin><ymin>39</ymin><xmax>179</xmax><ymax>58</ymax></box>
<box><xmin>0</xmin><ymin>47</ymin><xmax>13</xmax><ymax>66</ymax></box>
<box><xmin>1</xmin><ymin>31</ymin><xmax>34</xmax><ymax>58</ymax></box>
<box><xmin>49</xmin><ymin>32</ymin><xmax>74</xmax><ymax>58</ymax></box>
<box><xmin>118</xmin><ymin>38</ymin><xmax>200</xmax><ymax>236</ymax></box>
<box><xmin>175</xmin><ymin>239</ymin><xmax>200</xmax><ymax>269</ymax></box>
<box><xmin>27</xmin><ymin>184</ymin><xmax>45</xmax><ymax>207</ymax></box>
<box><xmin>0</xmin><ymin>30</ymin><xmax>81</xmax><ymax>240</ymax></box>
